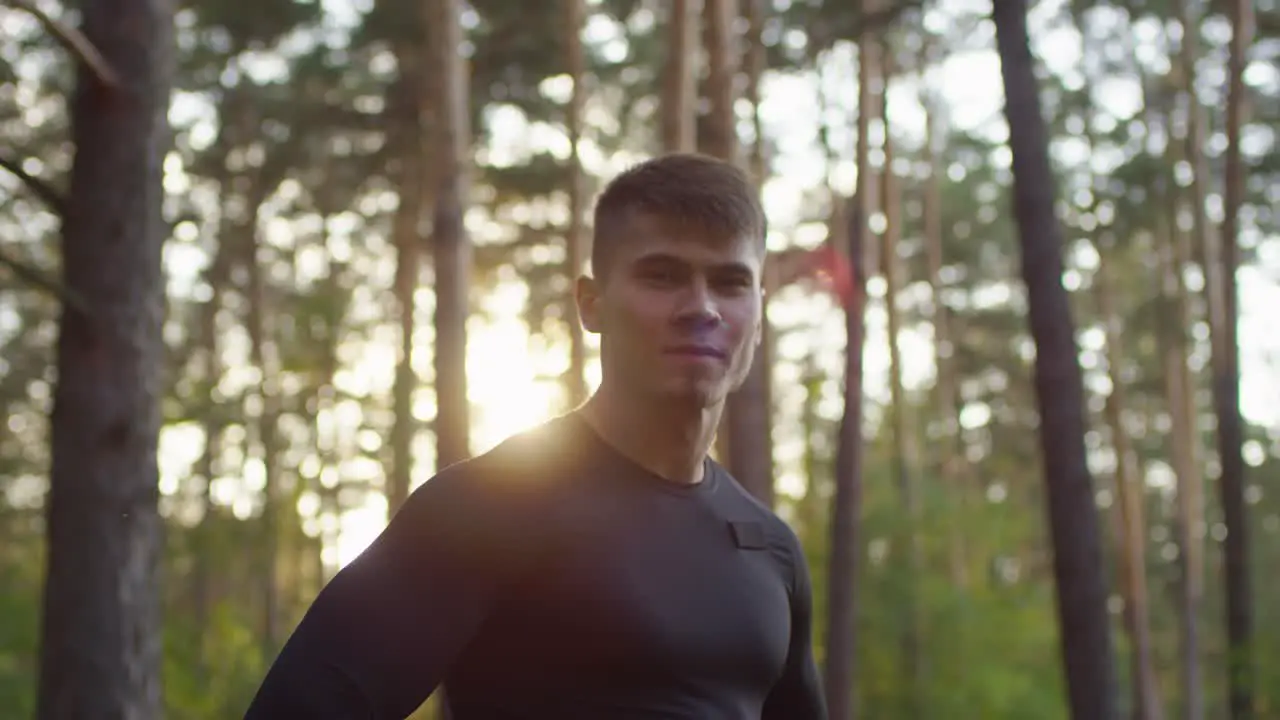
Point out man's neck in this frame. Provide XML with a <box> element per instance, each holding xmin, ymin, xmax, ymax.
<box><xmin>578</xmin><ymin>384</ymin><xmax>721</xmax><ymax>486</ymax></box>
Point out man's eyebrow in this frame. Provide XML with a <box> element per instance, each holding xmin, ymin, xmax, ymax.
<box><xmin>631</xmin><ymin>253</ymin><xmax>755</xmax><ymax>273</ymax></box>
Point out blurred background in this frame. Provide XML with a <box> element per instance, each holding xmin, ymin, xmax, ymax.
<box><xmin>0</xmin><ymin>0</ymin><xmax>1276</xmax><ymax>717</ymax></box>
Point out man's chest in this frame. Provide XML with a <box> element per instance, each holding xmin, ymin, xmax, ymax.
<box><xmin>467</xmin><ymin>496</ymin><xmax>794</xmax><ymax>692</ymax></box>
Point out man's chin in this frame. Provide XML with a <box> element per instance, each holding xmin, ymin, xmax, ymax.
<box><xmin>655</xmin><ymin>381</ymin><xmax>728</xmax><ymax>409</ymax></box>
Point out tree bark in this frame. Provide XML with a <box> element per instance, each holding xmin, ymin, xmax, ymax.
<box><xmin>193</xmin><ymin>209</ymin><xmax>230</xmax><ymax>674</ymax></box>
<box><xmin>36</xmin><ymin>0</ymin><xmax>174</xmax><ymax>716</ymax></box>
<box><xmin>1096</xmin><ymin>252</ymin><xmax>1163</xmax><ymax>720</ymax></box>
<box><xmin>426</xmin><ymin>2</ymin><xmax>471</xmax><ymax>715</ymax></box>
<box><xmin>1217</xmin><ymin>0</ymin><xmax>1254</xmax><ymax>714</ymax></box>
<box><xmin>880</xmin><ymin>57</ymin><xmax>922</xmax><ymax>717</ymax></box>
<box><xmin>700</xmin><ymin>0</ymin><xmax>738</xmax><ymax>165</ymax></box>
<box><xmin>429</xmin><ymin>0</ymin><xmax>472</xmax><ymax>471</ymax></box>
<box><xmin>565</xmin><ymin>0</ymin><xmax>588</xmax><ymax>407</ymax></box>
<box><xmin>699</xmin><ymin>0</ymin><xmax>772</xmax><ymax>504</ymax></box>
<box><xmin>1158</xmin><ymin>197</ymin><xmax>1204</xmax><ymax>720</ymax></box>
<box><xmin>744</xmin><ymin>0</ymin><xmax>766</xmax><ymax>185</ymax></box>
<box><xmin>387</xmin><ymin>40</ymin><xmax>426</xmax><ymax>518</ymax></box>
<box><xmin>919</xmin><ymin>46</ymin><xmax>970</xmax><ymax>588</ymax></box>
<box><xmin>1151</xmin><ymin>80</ymin><xmax>1204</xmax><ymax>720</ymax></box>
<box><xmin>823</xmin><ymin>19</ymin><xmax>878</xmax><ymax>719</ymax></box>
<box><xmin>661</xmin><ymin>0</ymin><xmax>697</xmax><ymax>153</ymax></box>
<box><xmin>991</xmin><ymin>2</ymin><xmax>1118</xmax><ymax>717</ymax></box>
<box><xmin>242</xmin><ymin>184</ymin><xmax>284</xmax><ymax>654</ymax></box>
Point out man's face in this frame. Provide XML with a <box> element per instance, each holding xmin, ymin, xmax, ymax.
<box><xmin>576</xmin><ymin>211</ymin><xmax>764</xmax><ymax>409</ymax></box>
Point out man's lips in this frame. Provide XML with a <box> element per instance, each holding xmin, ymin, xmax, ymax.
<box><xmin>663</xmin><ymin>344</ymin><xmax>727</xmax><ymax>360</ymax></box>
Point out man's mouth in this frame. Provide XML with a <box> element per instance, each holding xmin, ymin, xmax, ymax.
<box><xmin>663</xmin><ymin>344</ymin><xmax>727</xmax><ymax>360</ymax></box>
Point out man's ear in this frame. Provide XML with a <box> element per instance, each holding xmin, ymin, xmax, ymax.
<box><xmin>575</xmin><ymin>274</ymin><xmax>603</xmax><ymax>334</ymax></box>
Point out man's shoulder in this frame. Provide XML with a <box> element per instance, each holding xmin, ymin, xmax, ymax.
<box><xmin>710</xmin><ymin>463</ymin><xmax>803</xmax><ymax>552</ymax></box>
<box><xmin>426</xmin><ymin>414</ymin><xmax>587</xmax><ymax>498</ymax></box>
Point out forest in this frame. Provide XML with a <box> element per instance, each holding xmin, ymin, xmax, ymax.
<box><xmin>0</xmin><ymin>0</ymin><xmax>1275</xmax><ymax>717</ymax></box>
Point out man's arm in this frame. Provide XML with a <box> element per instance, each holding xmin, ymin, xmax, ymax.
<box><xmin>244</xmin><ymin>463</ymin><xmax>539</xmax><ymax>719</ymax></box>
<box><xmin>762</xmin><ymin>534</ymin><xmax>828</xmax><ymax>720</ymax></box>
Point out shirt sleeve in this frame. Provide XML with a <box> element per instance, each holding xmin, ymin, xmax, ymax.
<box><xmin>762</xmin><ymin>531</ymin><xmax>828</xmax><ymax>720</ymax></box>
<box><xmin>243</xmin><ymin>460</ymin><xmax>543</xmax><ymax>719</ymax></box>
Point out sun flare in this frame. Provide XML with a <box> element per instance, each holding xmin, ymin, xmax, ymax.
<box><xmin>333</xmin><ymin>280</ymin><xmax>574</xmax><ymax>568</ymax></box>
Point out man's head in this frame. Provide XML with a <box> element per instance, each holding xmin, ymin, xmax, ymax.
<box><xmin>575</xmin><ymin>153</ymin><xmax>767</xmax><ymax>409</ymax></box>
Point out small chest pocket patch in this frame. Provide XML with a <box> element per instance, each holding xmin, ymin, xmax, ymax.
<box><xmin>728</xmin><ymin>521</ymin><xmax>767</xmax><ymax>550</ymax></box>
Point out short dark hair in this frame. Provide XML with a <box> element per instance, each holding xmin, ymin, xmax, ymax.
<box><xmin>590</xmin><ymin>153</ymin><xmax>766</xmax><ymax>280</ymax></box>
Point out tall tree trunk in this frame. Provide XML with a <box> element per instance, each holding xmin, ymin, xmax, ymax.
<box><xmin>703</xmin><ymin>0</ymin><xmax>772</xmax><ymax>503</ymax></box>
<box><xmin>919</xmin><ymin>45</ymin><xmax>969</xmax><ymax>588</ymax></box>
<box><xmin>701</xmin><ymin>0</ymin><xmax>738</xmax><ymax>165</ymax></box>
<box><xmin>743</xmin><ymin>0</ymin><xmax>766</xmax><ymax>185</ymax></box>
<box><xmin>798</xmin><ymin>356</ymin><xmax>825</xmax><ymax>535</ymax></box>
<box><xmin>428</xmin><ymin>0</ymin><xmax>471</xmax><ymax>713</ymax></box>
<box><xmin>387</xmin><ymin>43</ymin><xmax>426</xmax><ymax>518</ymax></box>
<box><xmin>429</xmin><ymin>0</ymin><xmax>471</xmax><ymax>470</ymax></box>
<box><xmin>1217</xmin><ymin>0</ymin><xmax>1254</xmax><ymax>714</ymax></box>
<box><xmin>1096</xmin><ymin>250</ymin><xmax>1163</xmax><ymax>720</ymax></box>
<box><xmin>880</xmin><ymin>57</ymin><xmax>921</xmax><ymax>718</ymax></box>
<box><xmin>193</xmin><ymin>220</ymin><xmax>230</xmax><ymax>674</ymax></box>
<box><xmin>1169</xmin><ymin>0</ymin><xmax>1220</xmax><ymax>375</ymax></box>
<box><xmin>661</xmin><ymin>0</ymin><xmax>697</xmax><ymax>153</ymax></box>
<box><xmin>191</xmin><ymin>99</ymin><xmax>244</xmax><ymax>666</ymax></box>
<box><xmin>242</xmin><ymin>187</ymin><xmax>283</xmax><ymax>654</ymax></box>
<box><xmin>36</xmin><ymin>0</ymin><xmax>173</xmax><ymax>715</ymax></box>
<box><xmin>1152</xmin><ymin>79</ymin><xmax>1204</xmax><ymax>720</ymax></box>
<box><xmin>991</xmin><ymin>2</ymin><xmax>1118</xmax><ymax>717</ymax></box>
<box><xmin>823</xmin><ymin>21</ymin><xmax>877</xmax><ymax>719</ymax></box>
<box><xmin>564</xmin><ymin>0</ymin><xmax>588</xmax><ymax>407</ymax></box>
<box><xmin>1158</xmin><ymin>191</ymin><xmax>1204</xmax><ymax>720</ymax></box>
<box><xmin>313</xmin><ymin>240</ymin><xmax>343</xmax><ymax>591</ymax></box>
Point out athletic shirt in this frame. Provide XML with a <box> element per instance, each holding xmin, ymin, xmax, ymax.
<box><xmin>244</xmin><ymin>412</ymin><xmax>826</xmax><ymax>719</ymax></box>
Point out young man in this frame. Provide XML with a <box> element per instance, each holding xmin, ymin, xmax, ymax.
<box><xmin>244</xmin><ymin>153</ymin><xmax>827</xmax><ymax>719</ymax></box>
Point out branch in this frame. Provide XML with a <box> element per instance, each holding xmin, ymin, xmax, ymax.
<box><xmin>805</xmin><ymin>0</ymin><xmax>928</xmax><ymax>56</ymax></box>
<box><xmin>0</xmin><ymin>154</ymin><xmax>67</xmax><ymax>216</ymax></box>
<box><xmin>0</xmin><ymin>247</ymin><xmax>92</xmax><ymax>315</ymax></box>
<box><xmin>4</xmin><ymin>0</ymin><xmax>121</xmax><ymax>89</ymax></box>
<box><xmin>857</xmin><ymin>0</ymin><xmax>927</xmax><ymax>35</ymax></box>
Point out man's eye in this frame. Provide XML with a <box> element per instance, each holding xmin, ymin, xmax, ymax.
<box><xmin>642</xmin><ymin>268</ymin><xmax>679</xmax><ymax>283</ymax></box>
<box><xmin>715</xmin><ymin>275</ymin><xmax>753</xmax><ymax>289</ymax></box>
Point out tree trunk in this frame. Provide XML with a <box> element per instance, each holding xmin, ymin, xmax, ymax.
<box><xmin>919</xmin><ymin>48</ymin><xmax>969</xmax><ymax>588</ymax></box>
<box><xmin>1151</xmin><ymin>80</ymin><xmax>1204</xmax><ymax>720</ymax></box>
<box><xmin>565</xmin><ymin>0</ymin><xmax>588</xmax><ymax>407</ymax></box>
<box><xmin>429</xmin><ymin>0</ymin><xmax>471</xmax><ymax>471</ymax></box>
<box><xmin>700</xmin><ymin>0</ymin><xmax>738</xmax><ymax>165</ymax></box>
<box><xmin>880</xmin><ymin>59</ymin><xmax>921</xmax><ymax>717</ymax></box>
<box><xmin>702</xmin><ymin>0</ymin><xmax>772</xmax><ymax>503</ymax></box>
<box><xmin>1168</xmin><ymin>10</ymin><xmax>1215</xmax><ymax>713</ymax></box>
<box><xmin>991</xmin><ymin>2</ymin><xmax>1118</xmax><ymax>717</ymax></box>
<box><xmin>1217</xmin><ymin>0</ymin><xmax>1254</xmax><ymax>714</ymax></box>
<box><xmin>193</xmin><ymin>215</ymin><xmax>230</xmax><ymax>674</ymax></box>
<box><xmin>1169</xmin><ymin>1</ymin><xmax>1222</xmax><ymax>413</ymax></box>
<box><xmin>192</xmin><ymin>100</ymin><xmax>244</xmax><ymax>666</ymax></box>
<box><xmin>243</xmin><ymin>186</ymin><xmax>283</xmax><ymax>654</ymax></box>
<box><xmin>428</xmin><ymin>0</ymin><xmax>471</xmax><ymax>713</ymax></box>
<box><xmin>1096</xmin><ymin>253</ymin><xmax>1163</xmax><ymax>720</ymax></box>
<box><xmin>798</xmin><ymin>357</ymin><xmax>825</xmax><ymax>535</ymax></box>
<box><xmin>823</xmin><ymin>20</ymin><xmax>877</xmax><ymax>719</ymax></box>
<box><xmin>1158</xmin><ymin>194</ymin><xmax>1204</xmax><ymax>720</ymax></box>
<box><xmin>387</xmin><ymin>42</ymin><xmax>426</xmax><ymax>518</ymax></box>
<box><xmin>36</xmin><ymin>0</ymin><xmax>173</xmax><ymax>715</ymax></box>
<box><xmin>744</xmin><ymin>0</ymin><xmax>766</xmax><ymax>185</ymax></box>
<box><xmin>661</xmin><ymin>0</ymin><xmax>697</xmax><ymax>153</ymax></box>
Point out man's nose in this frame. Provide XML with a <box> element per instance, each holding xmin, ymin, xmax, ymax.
<box><xmin>673</xmin><ymin>280</ymin><xmax>721</xmax><ymax>330</ymax></box>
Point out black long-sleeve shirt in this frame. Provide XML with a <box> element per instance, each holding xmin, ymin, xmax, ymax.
<box><xmin>244</xmin><ymin>412</ymin><xmax>826</xmax><ymax>719</ymax></box>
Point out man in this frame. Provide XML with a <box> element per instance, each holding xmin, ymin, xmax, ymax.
<box><xmin>244</xmin><ymin>153</ymin><xmax>827</xmax><ymax>719</ymax></box>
